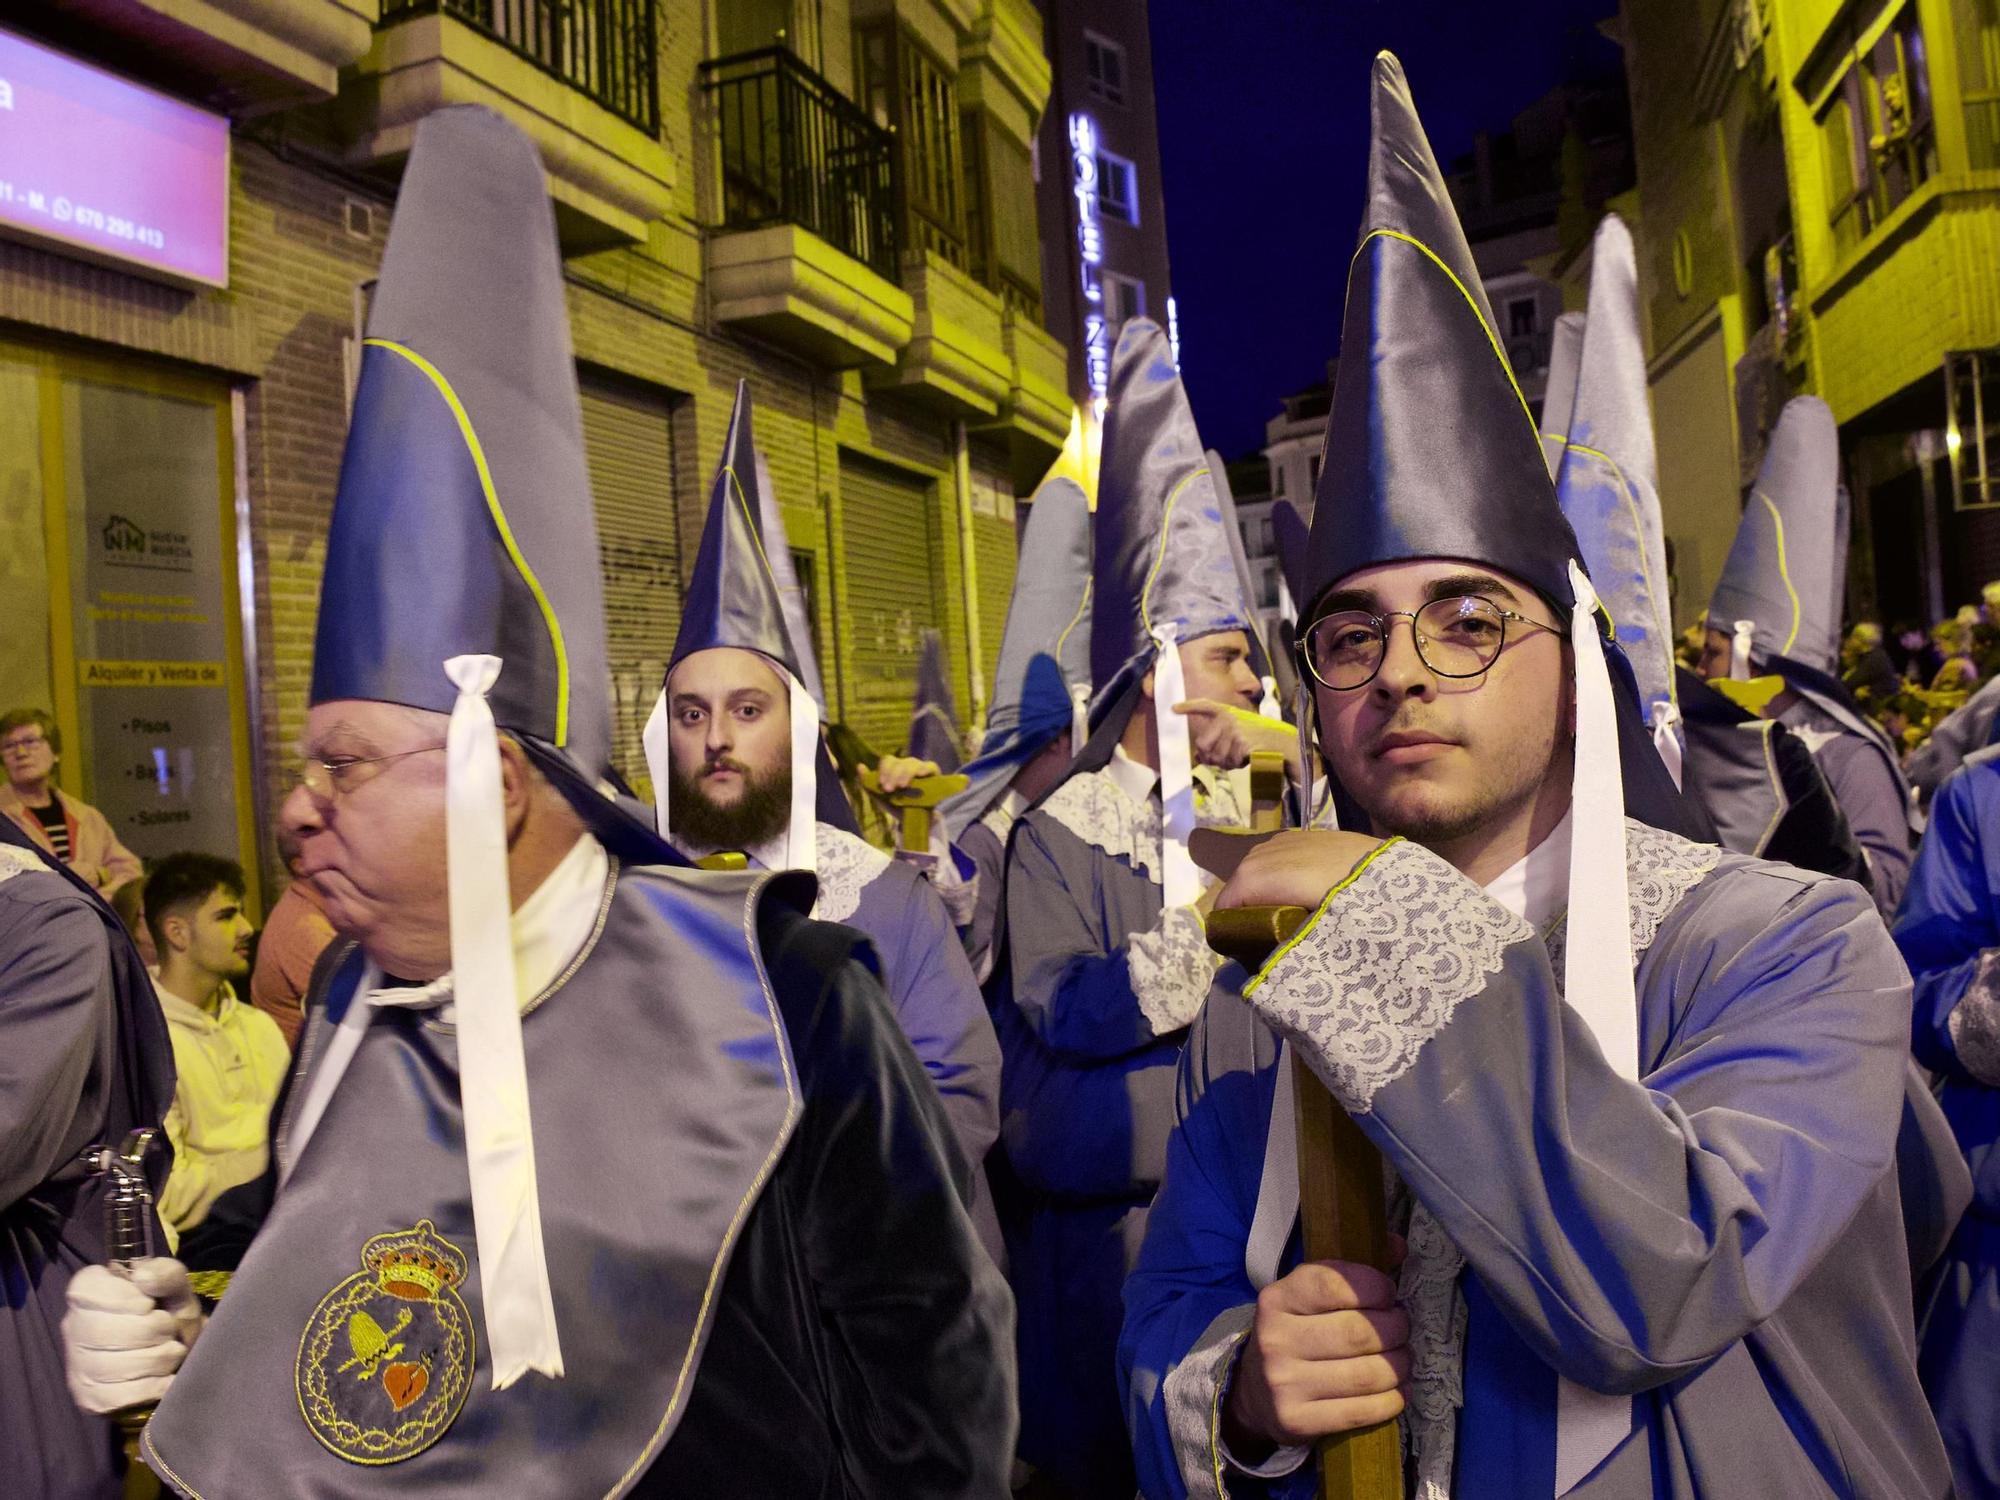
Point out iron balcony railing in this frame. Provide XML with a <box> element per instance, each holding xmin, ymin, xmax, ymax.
<box><xmin>383</xmin><ymin>0</ymin><xmax>659</xmax><ymax>134</ymax></box>
<box><xmin>700</xmin><ymin>47</ymin><xmax>898</xmax><ymax>281</ymax></box>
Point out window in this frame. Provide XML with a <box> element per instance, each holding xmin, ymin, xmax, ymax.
<box><xmin>1507</xmin><ymin>296</ymin><xmax>1538</xmax><ymax>338</ymax></box>
<box><xmin>1818</xmin><ymin>2</ymin><xmax>1936</xmax><ymax>254</ymax></box>
<box><xmin>1956</xmin><ymin>0</ymin><xmax>2000</xmax><ymax>169</ymax></box>
<box><xmin>1096</xmin><ymin>149</ymin><xmax>1139</xmax><ymax>226</ymax></box>
<box><xmin>855</xmin><ymin>24</ymin><xmax>967</xmax><ymax>267</ymax></box>
<box><xmin>1273</xmin><ymin>464</ymin><xmax>1286</xmax><ymax>498</ymax></box>
<box><xmin>1085</xmin><ymin>32</ymin><xmax>1127</xmax><ymax>105</ymax></box>
<box><xmin>1103</xmin><ymin>271</ymin><xmax>1146</xmax><ymax>330</ymax></box>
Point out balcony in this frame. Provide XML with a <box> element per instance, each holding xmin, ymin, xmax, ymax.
<box><xmin>868</xmin><ymin>250</ymin><xmax>1012</xmax><ymax>418</ymax></box>
<box><xmin>53</xmin><ymin>0</ymin><xmax>379</xmax><ymax>109</ymax></box>
<box><xmin>341</xmin><ymin>0</ymin><xmax>672</xmax><ymax>247</ymax></box>
<box><xmin>702</xmin><ymin>47</ymin><xmax>914</xmax><ymax>368</ymax></box>
<box><xmin>978</xmin><ymin>305</ymin><xmax>1070</xmax><ymax>484</ymax></box>
<box><xmin>704</xmin><ymin>47</ymin><xmax>897</xmax><ymax>279</ymax></box>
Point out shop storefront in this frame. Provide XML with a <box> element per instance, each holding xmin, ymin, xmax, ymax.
<box><xmin>0</xmin><ymin>339</ymin><xmax>260</xmax><ymax>898</ymax></box>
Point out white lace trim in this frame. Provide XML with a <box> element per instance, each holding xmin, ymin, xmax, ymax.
<box><xmin>1401</xmin><ymin>1198</ymin><xmax>1468</xmax><ymax>1500</ymax></box>
<box><xmin>1043</xmin><ymin>769</ymin><xmax>1165</xmax><ymax>880</ymax></box>
<box><xmin>1544</xmin><ymin>821</ymin><xmax>1725</xmax><ymax>990</ymax></box>
<box><xmin>812</xmin><ymin>824</ymin><xmax>892</xmax><ymax>924</ymax></box>
<box><xmin>1163</xmin><ymin>1304</ymin><xmax>1256</xmax><ymax>1500</ymax></box>
<box><xmin>1949</xmin><ymin>947</ymin><xmax>2000</xmax><ymax>1088</ymax></box>
<box><xmin>0</xmin><ymin>844</ymin><xmax>44</xmax><ymax>883</ymax></box>
<box><xmin>1250</xmin><ymin>841</ymin><xmax>1533</xmax><ymax>1113</ymax></box>
<box><xmin>1344</xmin><ymin>819</ymin><xmax>1718</xmax><ymax>1500</ymax></box>
<box><xmin>1040</xmin><ymin>765</ymin><xmax>1253</xmax><ymax>884</ymax></box>
<box><xmin>1129</xmin><ymin>903</ymin><xmax>1225</xmax><ymax>1036</ymax></box>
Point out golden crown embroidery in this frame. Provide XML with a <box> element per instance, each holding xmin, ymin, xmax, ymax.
<box><xmin>297</xmin><ymin>1219</ymin><xmax>475</xmax><ymax>1464</ymax></box>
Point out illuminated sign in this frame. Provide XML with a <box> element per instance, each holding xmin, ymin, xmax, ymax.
<box><xmin>1167</xmin><ymin>294</ymin><xmax>1181</xmax><ymax>370</ymax></box>
<box><xmin>1068</xmin><ymin>112</ymin><xmax>1108</xmax><ymax>411</ymax></box>
<box><xmin>0</xmin><ymin>27</ymin><xmax>230</xmax><ymax>288</ymax></box>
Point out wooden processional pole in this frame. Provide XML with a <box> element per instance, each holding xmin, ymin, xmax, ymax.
<box><xmin>1201</xmin><ymin>755</ymin><xmax>1401</xmax><ymax>1500</ymax></box>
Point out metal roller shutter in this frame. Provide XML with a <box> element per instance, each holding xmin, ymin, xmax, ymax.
<box><xmin>580</xmin><ymin>376</ymin><xmax>678</xmax><ymax>792</ymax></box>
<box><xmin>838</xmin><ymin>452</ymin><xmax>943</xmax><ymax>753</ymax></box>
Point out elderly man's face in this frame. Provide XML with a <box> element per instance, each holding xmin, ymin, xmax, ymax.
<box><xmin>279</xmin><ymin>700</ymin><xmax>450</xmax><ymax>969</ymax></box>
<box><xmin>1309</xmin><ymin>559</ymin><xmax>1570</xmax><ymax>847</ymax></box>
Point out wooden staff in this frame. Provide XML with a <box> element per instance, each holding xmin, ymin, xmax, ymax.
<box><xmin>855</xmin><ymin>766</ymin><xmax>970</xmax><ymax>856</ymax></box>
<box><xmin>1201</xmin><ymin>755</ymin><xmax>1400</xmax><ymax>1500</ymax></box>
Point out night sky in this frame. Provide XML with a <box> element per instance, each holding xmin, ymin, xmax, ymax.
<box><xmin>1149</xmin><ymin>0</ymin><xmax>1623</xmax><ymax>462</ymax></box>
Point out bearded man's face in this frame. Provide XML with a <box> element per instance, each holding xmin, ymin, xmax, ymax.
<box><xmin>665</xmin><ymin>647</ymin><xmax>794</xmax><ymax>851</ymax></box>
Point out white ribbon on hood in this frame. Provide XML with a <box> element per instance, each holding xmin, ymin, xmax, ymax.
<box><xmin>1554</xmin><ymin>565</ymin><xmax>1638</xmax><ymax>1492</ymax></box>
<box><xmin>1729</xmin><ymin>618</ymin><xmax>1756</xmax><ymax>680</ymax></box>
<box><xmin>1650</xmin><ymin>697</ymin><xmax>1684</xmax><ymax>791</ymax></box>
<box><xmin>443</xmin><ymin>653</ymin><xmax>563</xmax><ymax>1388</ymax></box>
<box><xmin>1150</xmin><ymin>623</ymin><xmax>1202</xmax><ymax>909</ymax></box>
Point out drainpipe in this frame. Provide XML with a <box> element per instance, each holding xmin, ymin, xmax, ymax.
<box><xmin>953</xmin><ymin>420</ymin><xmax>987</xmax><ymax>740</ymax></box>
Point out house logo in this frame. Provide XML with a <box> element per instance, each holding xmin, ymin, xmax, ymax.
<box><xmin>102</xmin><ymin>515</ymin><xmax>146</xmax><ymax>554</ymax></box>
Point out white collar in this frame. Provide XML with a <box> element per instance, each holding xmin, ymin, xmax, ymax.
<box><xmin>363</xmin><ymin>833</ymin><xmax>609</xmax><ymax>1016</ymax></box>
<box><xmin>1106</xmin><ymin>744</ymin><xmax>1160</xmax><ymax>807</ymax></box>
<box><xmin>283</xmin><ymin>834</ymin><xmax>611</xmax><ymax>1184</ymax></box>
<box><xmin>1480</xmin><ymin>806</ymin><xmax>1573</xmax><ymax>930</ymax></box>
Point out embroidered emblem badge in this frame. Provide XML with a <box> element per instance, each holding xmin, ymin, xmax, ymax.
<box><xmin>297</xmin><ymin>1219</ymin><xmax>475</xmax><ymax>1464</ymax></box>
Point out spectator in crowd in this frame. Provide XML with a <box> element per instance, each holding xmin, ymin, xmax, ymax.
<box><xmin>1935</xmin><ymin>616</ymin><xmax>1983</xmax><ymax>694</ymax></box>
<box><xmin>0</xmin><ymin>708</ymin><xmax>141</xmax><ymax>895</ymax></box>
<box><xmin>1843</xmin><ymin>621</ymin><xmax>1901</xmax><ymax>704</ymax></box>
<box><xmin>145</xmin><ymin>852</ymin><xmax>287</xmax><ymax>1250</ymax></box>
<box><xmin>1894</xmin><ymin>619</ymin><xmax>1946</xmax><ymax>686</ymax></box>
<box><xmin>247</xmin><ymin>826</ymin><xmax>335</xmax><ymax>1050</ymax></box>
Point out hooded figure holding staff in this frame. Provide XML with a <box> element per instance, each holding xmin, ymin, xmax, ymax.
<box><xmin>1120</xmin><ymin>52</ymin><xmax>1950</xmax><ymax>1500</ymax></box>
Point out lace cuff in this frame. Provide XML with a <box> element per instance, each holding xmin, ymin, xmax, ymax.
<box><xmin>1949</xmin><ymin>947</ymin><xmax>2000</xmax><ymax>1087</ymax></box>
<box><xmin>1244</xmin><ymin>840</ymin><xmax>1531</xmax><ymax>1113</ymax></box>
<box><xmin>1164</xmin><ymin>1304</ymin><xmax>1310</xmax><ymax>1500</ymax></box>
<box><xmin>1130</xmin><ymin>903</ymin><xmax>1225</xmax><ymax>1036</ymax></box>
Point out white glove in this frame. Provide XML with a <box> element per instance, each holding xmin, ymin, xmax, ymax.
<box><xmin>63</xmin><ymin>1258</ymin><xmax>204</xmax><ymax>1415</ymax></box>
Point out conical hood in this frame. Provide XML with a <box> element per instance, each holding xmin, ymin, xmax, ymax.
<box><xmin>752</xmin><ymin>445</ymin><xmax>828</xmax><ymax>709</ymax></box>
<box><xmin>1707</xmin><ymin>396</ymin><xmax>1842</xmax><ymax>675</ymax></box>
<box><xmin>1554</xmin><ymin>216</ymin><xmax>1675</xmax><ymax>719</ymax></box>
<box><xmin>1290</xmin><ymin>70</ymin><xmax>1709</xmax><ymax>1396</ymax></box>
<box><xmin>308</xmin><ymin>103</ymin><xmax>649</xmax><ymax>1389</ymax></box>
<box><xmin>648</xmin><ymin>383</ymin><xmax>827</xmax><ymax>866</ymax></box>
<box><xmin>1200</xmin><ymin>452</ymin><xmax>1264</xmax><ymax>652</ymax></box>
<box><xmin>670</xmin><ymin>385</ymin><xmax>805</xmax><ymax>679</ymax></box>
<box><xmin>909</xmin><ymin>629</ymin><xmax>963</xmax><ymax>771</ymax></box>
<box><xmin>1301</xmin><ymin>52</ymin><xmax>1579</xmax><ymax>619</ymax></box>
<box><xmin>1090</xmin><ymin>318</ymin><xmax>1253</xmax><ymax>712</ymax></box>
<box><xmin>312</xmin><ymin>105</ymin><xmax>611</xmax><ymax>784</ymax></box>
<box><xmin>938</xmin><ymin>474</ymin><xmax>1093</xmax><ymax>842</ymax></box>
<box><xmin>1079</xmin><ymin>317</ymin><xmax>1257</xmax><ymax>909</ymax></box>
<box><xmin>1271</xmin><ymin>498</ymin><xmax>1310</xmax><ymax>621</ymax></box>
<box><xmin>1541</xmin><ymin>310</ymin><xmax>1586</xmax><ymax>477</ymax></box>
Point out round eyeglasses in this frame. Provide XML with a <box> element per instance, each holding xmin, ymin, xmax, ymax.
<box><xmin>1299</xmin><ymin>595</ymin><xmax>1561</xmax><ymax>691</ymax></box>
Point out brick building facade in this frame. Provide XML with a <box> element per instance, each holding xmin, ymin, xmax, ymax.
<box><xmin>5</xmin><ymin>0</ymin><xmax>1067</xmax><ymax>904</ymax></box>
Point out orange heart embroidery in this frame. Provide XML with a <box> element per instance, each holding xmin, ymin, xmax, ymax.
<box><xmin>382</xmin><ymin>1359</ymin><xmax>428</xmax><ymax>1413</ymax></box>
